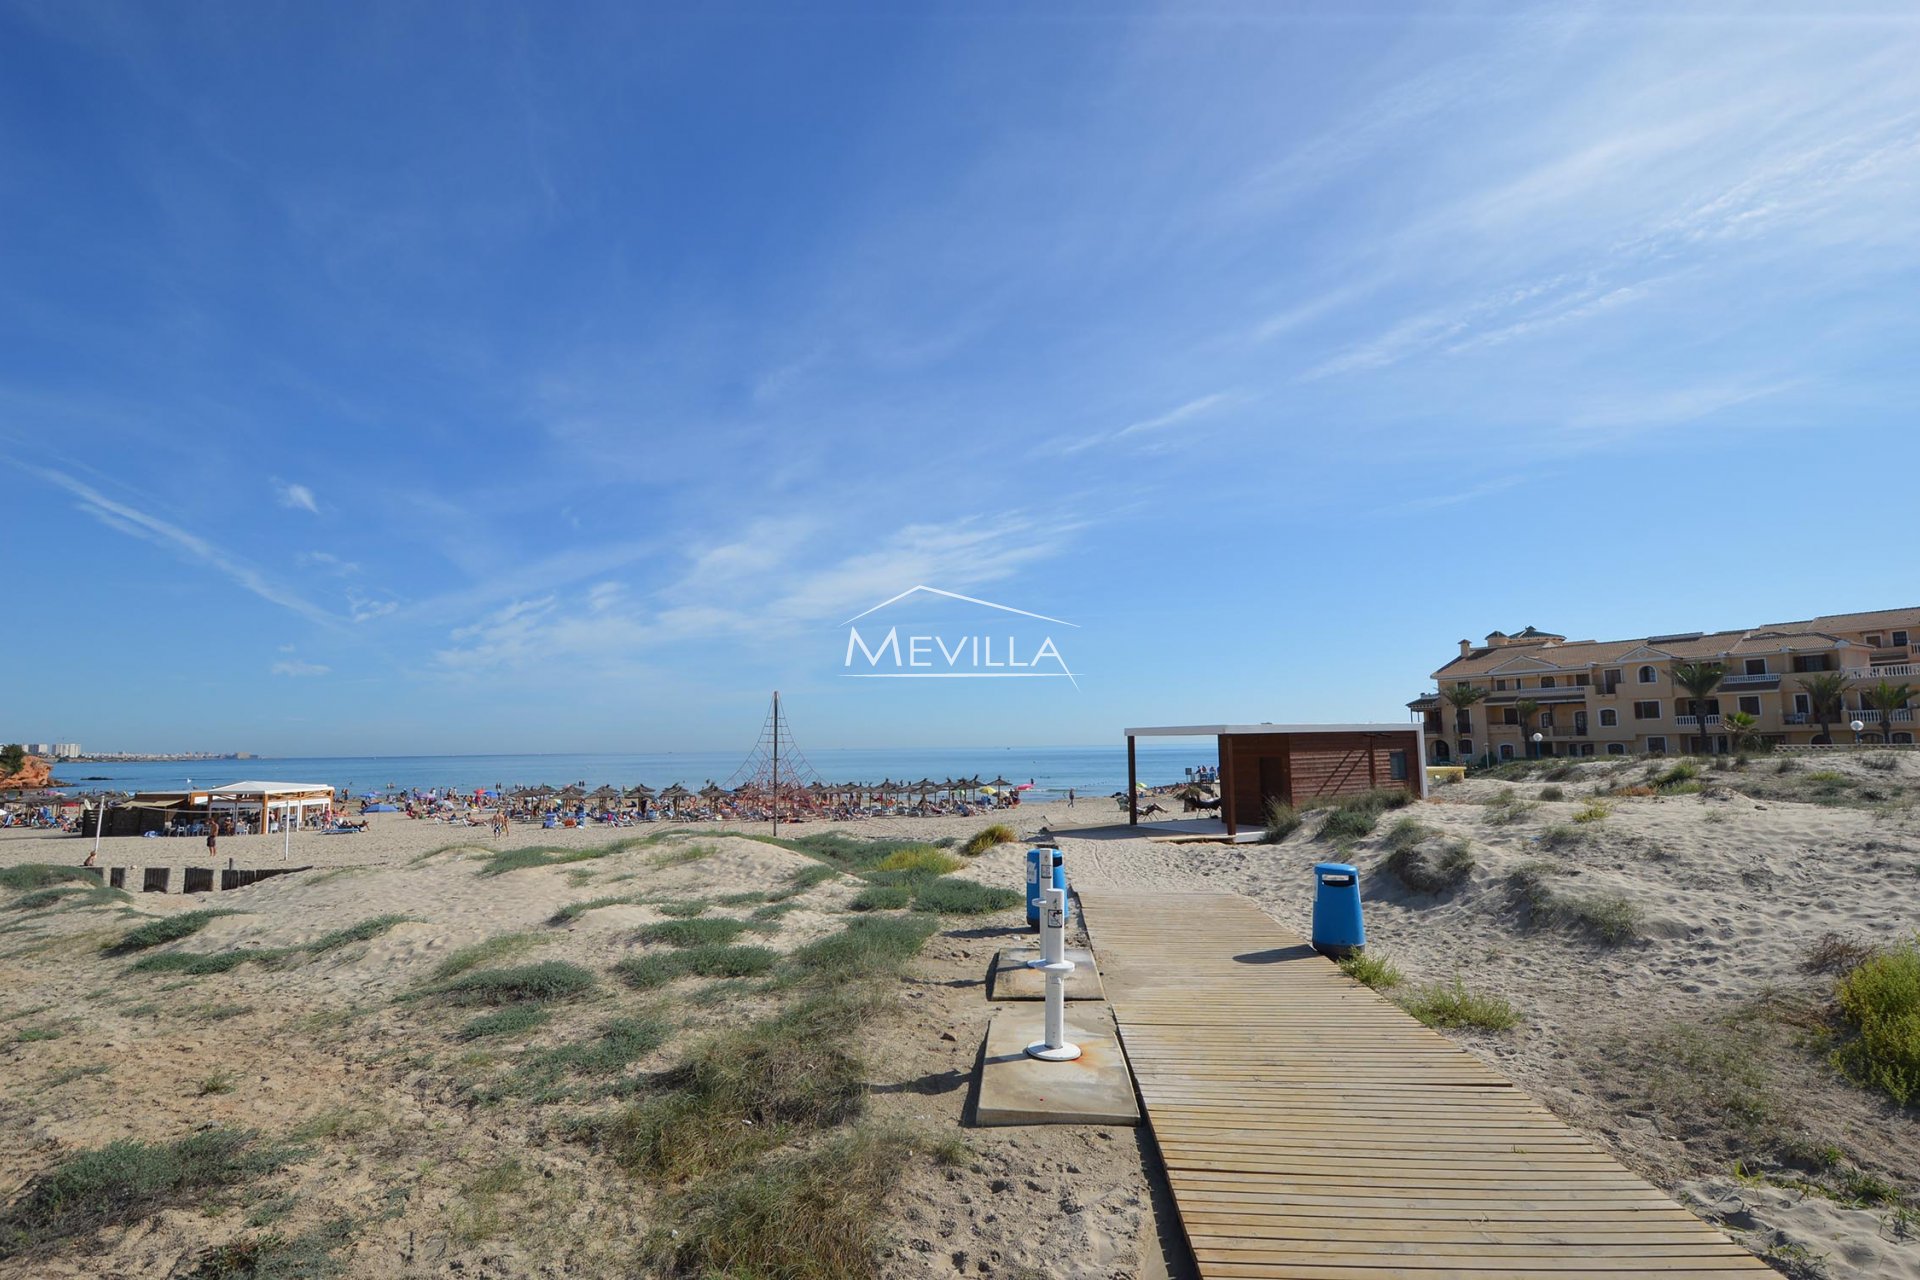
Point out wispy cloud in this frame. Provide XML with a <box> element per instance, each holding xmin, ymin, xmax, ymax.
<box><xmin>1564</xmin><ymin>380</ymin><xmax>1799</xmax><ymax>435</ymax></box>
<box><xmin>27</xmin><ymin>466</ymin><xmax>338</xmax><ymax>627</ymax></box>
<box><xmin>274</xmin><ymin>479</ymin><xmax>320</xmax><ymax>514</ymax></box>
<box><xmin>271</xmin><ymin>657</ymin><xmax>330</xmax><ymax>677</ymax></box>
<box><xmin>1054</xmin><ymin>392</ymin><xmax>1244</xmax><ymax>456</ymax></box>
<box><xmin>299</xmin><ymin>550</ymin><xmax>359</xmax><ymax>576</ymax></box>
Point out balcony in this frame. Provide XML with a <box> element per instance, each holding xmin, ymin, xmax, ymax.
<box><xmin>1839</xmin><ymin>664</ymin><xmax>1916</xmax><ymax>680</ymax></box>
<box><xmin>1856</xmin><ymin>709</ymin><xmax>1916</xmax><ymax>723</ymax></box>
<box><xmin>1721</xmin><ymin>673</ymin><xmax>1780</xmax><ymax>687</ymax></box>
<box><xmin>1675</xmin><ymin>714</ymin><xmax>1723</xmax><ymax>728</ymax></box>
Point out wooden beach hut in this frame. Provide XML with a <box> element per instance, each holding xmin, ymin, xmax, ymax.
<box><xmin>1122</xmin><ymin>723</ymin><xmax>1427</xmax><ymax>836</ymax></box>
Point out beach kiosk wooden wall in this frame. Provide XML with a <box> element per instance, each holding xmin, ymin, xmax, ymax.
<box><xmin>1124</xmin><ymin>722</ymin><xmax>1427</xmax><ymax>835</ymax></box>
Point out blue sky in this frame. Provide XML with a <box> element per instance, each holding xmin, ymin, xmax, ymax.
<box><xmin>4</xmin><ymin>1</ymin><xmax>1918</xmax><ymax>756</ymax></box>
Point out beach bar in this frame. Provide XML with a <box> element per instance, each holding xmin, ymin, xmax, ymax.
<box><xmin>1124</xmin><ymin>722</ymin><xmax>1427</xmax><ymax>835</ymax></box>
<box><xmin>206</xmin><ymin>781</ymin><xmax>337</xmax><ymax>830</ymax></box>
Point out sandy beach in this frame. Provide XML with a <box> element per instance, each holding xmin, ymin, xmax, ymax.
<box><xmin>3</xmin><ymin>760</ymin><xmax>1918</xmax><ymax>1277</ymax></box>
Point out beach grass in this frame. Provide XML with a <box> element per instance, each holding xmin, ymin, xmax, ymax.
<box><xmin>1261</xmin><ymin>799</ymin><xmax>1301</xmax><ymax>843</ymax></box>
<box><xmin>1338</xmin><ymin>952</ymin><xmax>1403</xmax><ymax>990</ymax></box>
<box><xmin>909</xmin><ymin>877</ymin><xmax>1020</xmax><ymax>915</ymax></box>
<box><xmin>456</xmin><ymin>1006</ymin><xmax>552</xmax><ymax>1041</ymax></box>
<box><xmin>104</xmin><ymin>910</ymin><xmax>241</xmax><ymax>955</ymax></box>
<box><xmin>0</xmin><ymin>865</ymin><xmax>98</xmax><ymax>894</ymax></box>
<box><xmin>960</xmin><ymin>824</ymin><xmax>1017</xmax><ymax>857</ymax></box>
<box><xmin>1833</xmin><ymin>941</ymin><xmax>1920</xmax><ymax>1105</ymax></box>
<box><xmin>129</xmin><ymin>947</ymin><xmax>290</xmax><ymax>975</ymax></box>
<box><xmin>788</xmin><ymin>916</ymin><xmax>935</xmax><ymax>982</ymax></box>
<box><xmin>613</xmin><ymin>944</ymin><xmax>779</xmax><ymax>990</ymax></box>
<box><xmin>1383</xmin><ymin>836</ymin><xmax>1474</xmax><ymax>895</ymax></box>
<box><xmin>431</xmin><ymin>933</ymin><xmax>546</xmax><ymax>979</ymax></box>
<box><xmin>307</xmin><ymin>914</ymin><xmax>413</xmax><ymax>953</ymax></box>
<box><xmin>636</xmin><ymin>918</ymin><xmax>746</xmax><ymax>948</ymax></box>
<box><xmin>849</xmin><ymin>885</ymin><xmax>912</xmax><ymax>912</ymax></box>
<box><xmin>1399</xmin><ymin>979</ymin><xmax>1519</xmax><ymax>1031</ymax></box>
<box><xmin>424</xmin><ymin>961</ymin><xmax>598</xmax><ymax>1006</ymax></box>
<box><xmin>180</xmin><ymin>1217</ymin><xmax>355</xmax><ymax>1280</ymax></box>
<box><xmin>547</xmin><ymin>896</ymin><xmax>638</xmax><ymax>926</ymax></box>
<box><xmin>648</xmin><ymin>1124</ymin><xmax>961</xmax><ymax>1280</ymax></box>
<box><xmin>0</xmin><ymin>1128</ymin><xmax>295</xmax><ymax>1262</ymax></box>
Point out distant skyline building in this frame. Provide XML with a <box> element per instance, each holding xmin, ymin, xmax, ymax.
<box><xmin>1412</xmin><ymin>607</ymin><xmax>1919</xmax><ymax>761</ymax></box>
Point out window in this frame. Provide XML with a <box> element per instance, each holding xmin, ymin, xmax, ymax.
<box><xmin>1459</xmin><ymin>738</ymin><xmax>1473</xmax><ymax>757</ymax></box>
<box><xmin>1646</xmin><ymin>736</ymin><xmax>1668</xmax><ymax>753</ymax></box>
<box><xmin>1793</xmin><ymin>654</ymin><xmax>1831</xmax><ymax>673</ymax></box>
<box><xmin>1540</xmin><ymin>676</ymin><xmax>1556</xmax><ymax>688</ymax></box>
<box><xmin>1389</xmin><ymin>750</ymin><xmax>1408</xmax><ymax>781</ymax></box>
<box><xmin>1738</xmin><ymin>696</ymin><xmax>1761</xmax><ymax>715</ymax></box>
<box><xmin>1896</xmin><ymin>631</ymin><xmax>1910</xmax><ymax>647</ymax></box>
<box><xmin>1606</xmin><ymin>742</ymin><xmax>1626</xmax><ymax>755</ymax></box>
<box><xmin>1573</xmin><ymin>711</ymin><xmax>1587</xmax><ymax>734</ymax></box>
<box><xmin>1503</xmin><ymin>708</ymin><xmax>1519</xmax><ymax>725</ymax></box>
<box><xmin>1499</xmin><ymin>743</ymin><xmax>1514</xmax><ymax>759</ymax></box>
<box><xmin>1600</xmin><ymin>708</ymin><xmax>1618</xmax><ymax>727</ymax></box>
<box><xmin>1575</xmin><ymin>673</ymin><xmax>1590</xmax><ymax>686</ymax></box>
<box><xmin>1539</xmin><ymin>710</ymin><xmax>1554</xmax><ymax>728</ymax></box>
<box><xmin>1745</xmin><ymin>658</ymin><xmax>1767</xmax><ymax>675</ymax></box>
<box><xmin>1794</xmin><ymin>692</ymin><xmax>1811</xmax><ymax>714</ymax></box>
<box><xmin>1638</xmin><ymin>665</ymin><xmax>1657</xmax><ymax>683</ymax></box>
<box><xmin>1896</xmin><ymin>733</ymin><xmax>1914</xmax><ymax>745</ymax></box>
<box><xmin>1634</xmin><ymin>701</ymin><xmax>1661</xmax><ymax>720</ymax></box>
<box><xmin>1495</xmin><ymin>679</ymin><xmax>1508</xmax><ymax>691</ymax></box>
<box><xmin>1866</xmin><ymin>634</ymin><xmax>1883</xmax><ymax>647</ymax></box>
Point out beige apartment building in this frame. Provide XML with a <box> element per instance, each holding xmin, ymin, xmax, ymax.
<box><xmin>1410</xmin><ymin>607</ymin><xmax>1920</xmax><ymax>763</ymax></box>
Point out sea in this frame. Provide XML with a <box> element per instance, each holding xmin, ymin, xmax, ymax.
<box><xmin>47</xmin><ymin>744</ymin><xmax>1214</xmax><ymax>801</ymax></box>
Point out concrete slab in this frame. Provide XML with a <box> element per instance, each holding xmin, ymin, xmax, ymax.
<box><xmin>988</xmin><ymin>947</ymin><xmax>1105</xmax><ymax>1001</ymax></box>
<box><xmin>973</xmin><ymin>1009</ymin><xmax>1139</xmax><ymax>1127</ymax></box>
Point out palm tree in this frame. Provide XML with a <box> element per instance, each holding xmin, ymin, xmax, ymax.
<box><xmin>1861</xmin><ymin>680</ymin><xmax>1917</xmax><ymax>743</ymax></box>
<box><xmin>1512</xmin><ymin>698</ymin><xmax>1541</xmax><ymax>757</ymax></box>
<box><xmin>1798</xmin><ymin>671</ymin><xmax>1850</xmax><ymax>745</ymax></box>
<box><xmin>1441</xmin><ymin>684</ymin><xmax>1486</xmax><ymax>737</ymax></box>
<box><xmin>1670</xmin><ymin>661</ymin><xmax>1727</xmax><ymax>754</ymax></box>
<box><xmin>1723</xmin><ymin>710</ymin><xmax>1762</xmax><ymax>753</ymax></box>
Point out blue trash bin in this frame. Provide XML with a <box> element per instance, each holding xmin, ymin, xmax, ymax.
<box><xmin>1311</xmin><ymin>861</ymin><xmax>1365</xmax><ymax>957</ymax></box>
<box><xmin>1026</xmin><ymin>846</ymin><xmax>1071</xmax><ymax>929</ymax></box>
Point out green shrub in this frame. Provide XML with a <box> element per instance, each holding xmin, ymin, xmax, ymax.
<box><xmin>129</xmin><ymin>948</ymin><xmax>289</xmax><ymax>975</ymax></box>
<box><xmin>849</xmin><ymin>886</ymin><xmax>911</xmax><ymax>912</ymax></box>
<box><xmin>655</xmin><ymin>899</ymin><xmax>711</xmax><ymax>918</ymax></box>
<box><xmin>789</xmin><ymin>916</ymin><xmax>936</xmax><ymax>981</ymax></box>
<box><xmin>474</xmin><ymin>845</ymin><xmax>612</xmax><ymax>877</ymax></box>
<box><xmin>512</xmin><ymin>1016</ymin><xmax>672</xmax><ymax>1091</ymax></box>
<box><xmin>1540</xmin><ymin>823</ymin><xmax>1590</xmax><ymax>849</ymax></box>
<box><xmin>548</xmin><ymin>896</ymin><xmax>636</xmax><ymax>925</ymax></box>
<box><xmin>0</xmin><ymin>1129</ymin><xmax>292</xmax><ymax>1261</ymax></box>
<box><xmin>7</xmin><ymin>885</ymin><xmax>89</xmax><ymax>912</ymax></box>
<box><xmin>431</xmin><ymin>933</ymin><xmax>544</xmax><ymax>979</ymax></box>
<box><xmin>1573</xmin><ymin>800</ymin><xmax>1612</xmax><ymax>824</ymax></box>
<box><xmin>105</xmin><ymin>910</ymin><xmax>240</xmax><ymax>955</ymax></box>
<box><xmin>1338</xmin><ymin>952</ymin><xmax>1403</xmax><ymax>990</ymax></box>
<box><xmin>0</xmin><ymin>865</ymin><xmax>97</xmax><ymax>893</ymax></box>
<box><xmin>637</xmin><ymin>918</ymin><xmax>747</xmax><ymax>948</ymax></box>
<box><xmin>599</xmin><ymin>995</ymin><xmax>869</xmax><ymax>1180</ymax></box>
<box><xmin>766</xmin><ymin>864</ymin><xmax>840</xmax><ymax>901</ymax></box>
<box><xmin>1261</xmin><ymin>799</ymin><xmax>1301</xmax><ymax>843</ymax></box>
<box><xmin>307</xmin><ymin>915</ymin><xmax>412</xmax><ymax>954</ymax></box>
<box><xmin>614</xmin><ymin>953</ymin><xmax>690</xmax><ymax>990</ymax></box>
<box><xmin>1833</xmin><ymin>942</ymin><xmax>1920</xmax><ymax>1105</ymax></box>
<box><xmin>456</xmin><ymin>1006</ymin><xmax>552</xmax><ymax>1040</ymax></box>
<box><xmin>683</xmin><ymin>944</ymin><xmax>778</xmax><ymax>978</ymax></box>
<box><xmin>651</xmin><ymin>1125</ymin><xmax>951</xmax><ymax>1280</ymax></box>
<box><xmin>1382</xmin><ymin>838</ymin><xmax>1474</xmax><ymax>895</ymax></box>
<box><xmin>1317</xmin><ymin>807</ymin><xmax>1376</xmax><ymax>842</ymax></box>
<box><xmin>875</xmin><ymin>847</ymin><xmax>965</xmax><ymax>876</ymax></box>
<box><xmin>910</xmin><ymin>877</ymin><xmax>1021</xmax><ymax>915</ymax></box>
<box><xmin>1508</xmin><ymin>867</ymin><xmax>1641</xmax><ymax>943</ymax></box>
<box><xmin>426</xmin><ymin>961</ymin><xmax>597</xmax><ymax>1006</ymax></box>
<box><xmin>1399</xmin><ymin>979</ymin><xmax>1518</xmax><ymax>1031</ymax></box>
<box><xmin>961</xmin><ymin>825</ymin><xmax>1017</xmax><ymax>857</ymax></box>
<box><xmin>1539</xmin><ymin>785</ymin><xmax>1565</xmax><ymax>802</ymax></box>
<box><xmin>1382</xmin><ymin>818</ymin><xmax>1434</xmax><ymax>854</ymax></box>
<box><xmin>181</xmin><ymin>1217</ymin><xmax>355</xmax><ymax>1279</ymax></box>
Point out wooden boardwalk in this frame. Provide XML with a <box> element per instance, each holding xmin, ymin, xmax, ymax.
<box><xmin>1079</xmin><ymin>890</ymin><xmax>1769</xmax><ymax>1279</ymax></box>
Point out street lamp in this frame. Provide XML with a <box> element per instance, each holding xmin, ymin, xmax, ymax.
<box><xmin>1530</xmin><ymin>731</ymin><xmax>1544</xmax><ymax>760</ymax></box>
<box><xmin>1850</xmin><ymin>718</ymin><xmax>1866</xmax><ymax>745</ymax></box>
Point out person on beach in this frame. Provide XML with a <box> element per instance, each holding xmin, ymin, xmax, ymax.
<box><xmin>206</xmin><ymin>821</ymin><xmax>218</xmax><ymax>861</ymax></box>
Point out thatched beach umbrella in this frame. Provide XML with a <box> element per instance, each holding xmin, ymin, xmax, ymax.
<box><xmin>588</xmin><ymin>784</ymin><xmax>621</xmax><ymax>809</ymax></box>
<box><xmin>659</xmin><ymin>783</ymin><xmax>691</xmax><ymax>817</ymax></box>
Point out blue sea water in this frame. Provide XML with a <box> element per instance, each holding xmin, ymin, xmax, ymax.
<box><xmin>49</xmin><ymin>743</ymin><xmax>1216</xmax><ymax>800</ymax></box>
